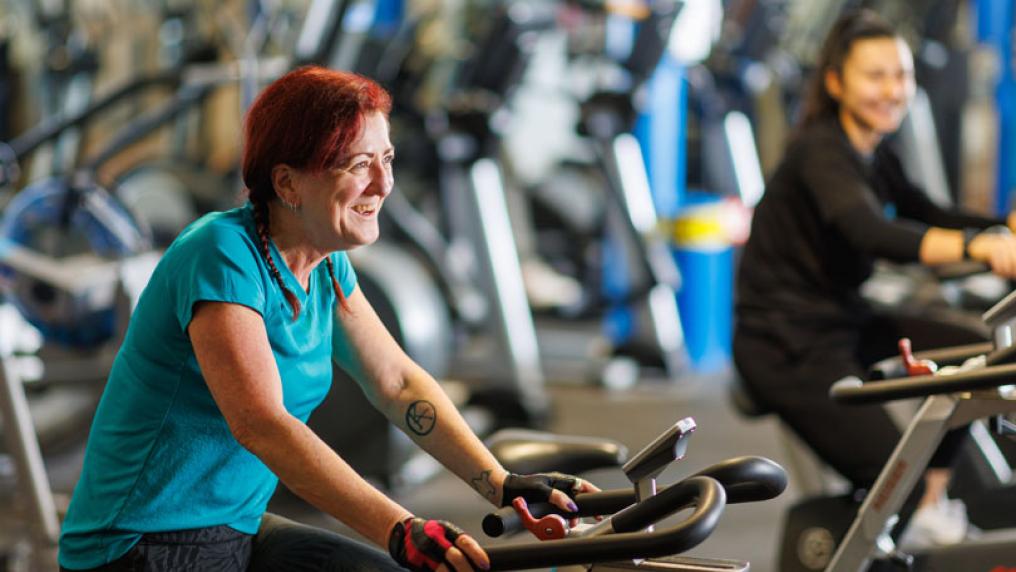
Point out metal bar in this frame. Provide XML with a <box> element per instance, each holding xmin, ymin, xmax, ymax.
<box><xmin>827</xmin><ymin>395</ymin><xmax>958</xmax><ymax>571</ymax></box>
<box><xmin>0</xmin><ymin>351</ymin><xmax>60</xmax><ymax>545</ymax></box>
<box><xmin>830</xmin><ymin>363</ymin><xmax>1016</xmax><ymax>404</ymax></box>
<box><xmin>592</xmin><ymin>556</ymin><xmax>748</xmax><ymax>571</ymax></box>
<box><xmin>969</xmin><ymin>419</ymin><xmax>1014</xmax><ymax>484</ymax></box>
<box><xmin>868</xmin><ymin>342</ymin><xmax>994</xmax><ymax>380</ymax></box>
<box><xmin>467</xmin><ymin>159</ymin><xmax>547</xmax><ymax>415</ymax></box>
<box><xmin>9</xmin><ymin>71</ymin><xmax>180</xmax><ymax>159</ymax></box>
<box><xmin>603</xmin><ymin>134</ymin><xmax>687</xmax><ymax>377</ymax></box>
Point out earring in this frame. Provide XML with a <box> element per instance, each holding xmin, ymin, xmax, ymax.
<box><xmin>282</xmin><ymin>199</ymin><xmax>299</xmax><ymax>212</ymax></box>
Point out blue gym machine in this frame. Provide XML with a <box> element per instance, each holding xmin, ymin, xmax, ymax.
<box><xmin>978</xmin><ymin>0</ymin><xmax>1015</xmax><ymax>216</ymax></box>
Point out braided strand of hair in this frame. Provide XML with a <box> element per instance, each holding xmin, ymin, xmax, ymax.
<box><xmin>253</xmin><ymin>200</ymin><xmax>302</xmax><ymax>320</ymax></box>
<box><xmin>324</xmin><ymin>256</ymin><xmax>351</xmax><ymax>312</ymax></box>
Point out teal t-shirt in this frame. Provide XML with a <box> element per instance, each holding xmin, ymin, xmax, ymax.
<box><xmin>58</xmin><ymin>204</ymin><xmax>357</xmax><ymax>570</ymax></box>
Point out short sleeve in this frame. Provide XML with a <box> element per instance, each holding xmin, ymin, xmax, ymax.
<box><xmin>173</xmin><ymin>224</ymin><xmax>267</xmax><ymax>331</ymax></box>
<box><xmin>330</xmin><ymin>251</ymin><xmax>358</xmax><ymax>298</ymax></box>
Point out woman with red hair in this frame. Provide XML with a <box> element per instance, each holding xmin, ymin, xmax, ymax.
<box><xmin>57</xmin><ymin>66</ymin><xmax>592</xmax><ymax>571</ymax></box>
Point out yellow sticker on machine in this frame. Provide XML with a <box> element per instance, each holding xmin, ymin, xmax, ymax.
<box><xmin>669</xmin><ymin>215</ymin><xmax>725</xmax><ymax>246</ymax></box>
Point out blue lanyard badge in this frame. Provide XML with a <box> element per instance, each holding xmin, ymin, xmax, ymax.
<box><xmin>883</xmin><ymin>202</ymin><xmax>897</xmax><ymax>220</ymax></box>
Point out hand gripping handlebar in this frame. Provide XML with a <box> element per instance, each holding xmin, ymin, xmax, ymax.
<box><xmin>483</xmin><ymin>455</ymin><xmax>786</xmax><ymax>538</ymax></box>
<box><xmin>483</xmin><ymin>475</ymin><xmax>724</xmax><ymax>570</ymax></box>
<box><xmin>481</xmin><ymin>456</ymin><xmax>787</xmax><ymax>570</ymax></box>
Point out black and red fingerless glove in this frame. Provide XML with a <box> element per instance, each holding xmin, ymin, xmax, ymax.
<box><xmin>500</xmin><ymin>472</ymin><xmax>579</xmax><ymax>507</ymax></box>
<box><xmin>388</xmin><ymin>517</ymin><xmax>469</xmax><ymax>571</ymax></box>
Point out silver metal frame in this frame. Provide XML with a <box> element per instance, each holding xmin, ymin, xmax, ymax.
<box><xmin>898</xmin><ymin>87</ymin><xmax>953</xmax><ymax>208</ymax></box>
<box><xmin>0</xmin><ymin>255</ymin><xmax>154</xmax><ymax>569</ymax></box>
<box><xmin>593</xmin><ymin>555</ymin><xmax>749</xmax><ymax>571</ymax></box>
<box><xmin>466</xmin><ymin>158</ymin><xmax>548</xmax><ymax>414</ymax></box>
<box><xmin>0</xmin><ymin>337</ymin><xmax>61</xmax><ymax>554</ymax></box>
<box><xmin>826</xmin><ymin>388</ymin><xmax>1016</xmax><ymax>571</ymax></box>
<box><xmin>609</xmin><ymin>134</ymin><xmax>686</xmax><ymax>379</ymax></box>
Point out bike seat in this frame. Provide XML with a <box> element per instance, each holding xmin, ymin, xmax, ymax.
<box><xmin>485</xmin><ymin>428</ymin><xmax>628</xmax><ymax>475</ymax></box>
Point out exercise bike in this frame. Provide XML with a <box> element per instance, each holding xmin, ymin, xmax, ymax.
<box><xmin>774</xmin><ymin>288</ymin><xmax>1016</xmax><ymax>571</ymax></box>
<box><xmin>482</xmin><ymin>418</ymin><xmax>789</xmax><ymax>570</ymax></box>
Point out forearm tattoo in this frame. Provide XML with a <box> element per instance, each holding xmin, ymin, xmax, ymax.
<box><xmin>471</xmin><ymin>469</ymin><xmax>497</xmax><ymax>501</ymax></box>
<box><xmin>405</xmin><ymin>400</ymin><xmax>436</xmax><ymax>436</ymax></box>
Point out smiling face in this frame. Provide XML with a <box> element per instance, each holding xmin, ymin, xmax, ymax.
<box><xmin>290</xmin><ymin>112</ymin><xmax>394</xmax><ymax>252</ymax></box>
<box><xmin>825</xmin><ymin>36</ymin><xmax>916</xmax><ymax>149</ymax></box>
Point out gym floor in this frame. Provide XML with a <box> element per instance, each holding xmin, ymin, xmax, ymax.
<box><xmin>266</xmin><ymin>370</ymin><xmax>796</xmax><ymax>572</ymax></box>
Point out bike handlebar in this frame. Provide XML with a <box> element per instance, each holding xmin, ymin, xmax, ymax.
<box><xmin>8</xmin><ymin>71</ymin><xmax>183</xmax><ymax>161</ymax></box>
<box><xmin>484</xmin><ymin>475</ymin><xmax>725</xmax><ymax>570</ymax></box>
<box><xmin>831</xmin><ymin>362</ymin><xmax>1016</xmax><ymax>405</ymax></box>
<box><xmin>483</xmin><ymin>456</ymin><xmax>786</xmax><ymax>537</ymax></box>
<box><xmin>867</xmin><ymin>342</ymin><xmax>993</xmax><ymax>380</ymax></box>
<box><xmin>685</xmin><ymin>455</ymin><xmax>787</xmax><ymax>504</ymax></box>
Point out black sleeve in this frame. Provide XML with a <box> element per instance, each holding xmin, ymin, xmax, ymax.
<box><xmin>881</xmin><ymin>149</ymin><xmax>1004</xmax><ymax>230</ymax></box>
<box><xmin>833</xmin><ymin>204</ymin><xmax>926</xmax><ymax>262</ymax></box>
<box><xmin>797</xmin><ymin>137</ymin><xmax>925</xmax><ymax>262</ymax></box>
<box><xmin>899</xmin><ymin>194</ymin><xmax>1001</xmax><ymax>230</ymax></box>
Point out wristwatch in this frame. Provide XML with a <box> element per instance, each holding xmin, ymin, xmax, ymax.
<box><xmin>965</xmin><ymin>225</ymin><xmax>1011</xmax><ymax>259</ymax></box>
<box><xmin>962</xmin><ymin>228</ymin><xmax>979</xmax><ymax>260</ymax></box>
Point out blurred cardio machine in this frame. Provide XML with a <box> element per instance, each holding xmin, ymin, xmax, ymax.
<box><xmin>0</xmin><ymin>3</ymin><xmax>342</xmax><ymax>565</ymax></box>
<box><xmin>498</xmin><ymin>0</ymin><xmax>694</xmax><ymax>385</ymax></box>
<box><xmin>304</xmin><ymin>0</ymin><xmax>557</xmax><ymax>490</ymax></box>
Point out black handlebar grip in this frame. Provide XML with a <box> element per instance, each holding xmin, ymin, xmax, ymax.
<box><xmin>687</xmin><ymin>456</ymin><xmax>788</xmax><ymax>504</ymax></box>
<box><xmin>482</xmin><ymin>505</ymin><xmax>529</xmax><ymax>538</ymax></box>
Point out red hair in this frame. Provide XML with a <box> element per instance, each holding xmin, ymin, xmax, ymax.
<box><xmin>243</xmin><ymin>66</ymin><xmax>392</xmax><ymax>198</ymax></box>
<box><xmin>242</xmin><ymin>66</ymin><xmax>392</xmax><ymax>319</ymax></box>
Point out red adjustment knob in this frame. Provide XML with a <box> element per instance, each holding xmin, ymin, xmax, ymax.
<box><xmin>511</xmin><ymin>497</ymin><xmax>568</xmax><ymax>540</ymax></box>
<box><xmin>899</xmin><ymin>338</ymin><xmax>938</xmax><ymax>376</ymax></box>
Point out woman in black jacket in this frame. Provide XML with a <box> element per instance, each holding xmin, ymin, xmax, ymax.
<box><xmin>733</xmin><ymin>9</ymin><xmax>1016</xmax><ymax>543</ymax></box>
